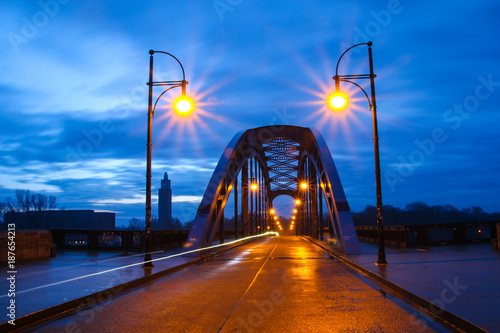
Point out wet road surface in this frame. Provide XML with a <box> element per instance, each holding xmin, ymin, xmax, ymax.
<box><xmin>32</xmin><ymin>236</ymin><xmax>448</xmax><ymax>332</ymax></box>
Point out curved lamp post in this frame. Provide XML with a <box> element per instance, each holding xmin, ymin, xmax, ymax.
<box><xmin>330</xmin><ymin>41</ymin><xmax>387</xmax><ymax>265</ymax></box>
<box><xmin>144</xmin><ymin>50</ymin><xmax>193</xmax><ymax>267</ymax></box>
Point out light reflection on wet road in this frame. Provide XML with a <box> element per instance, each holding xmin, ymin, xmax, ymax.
<box><xmin>34</xmin><ymin>236</ymin><xmax>446</xmax><ymax>332</ymax></box>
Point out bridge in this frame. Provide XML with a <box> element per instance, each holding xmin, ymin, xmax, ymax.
<box><xmin>1</xmin><ymin>126</ymin><xmax>498</xmax><ymax>332</ymax></box>
<box><xmin>186</xmin><ymin>125</ymin><xmax>360</xmax><ymax>255</ymax></box>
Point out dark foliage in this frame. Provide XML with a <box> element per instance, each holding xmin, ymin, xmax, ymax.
<box><xmin>352</xmin><ymin>202</ymin><xmax>500</xmax><ymax>226</ymax></box>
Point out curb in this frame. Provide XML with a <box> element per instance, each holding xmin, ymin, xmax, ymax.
<box><xmin>304</xmin><ymin>236</ymin><xmax>488</xmax><ymax>333</ymax></box>
<box><xmin>2</xmin><ymin>237</ymin><xmax>261</xmax><ymax>332</ymax></box>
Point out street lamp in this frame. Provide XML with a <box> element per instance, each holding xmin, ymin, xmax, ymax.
<box><xmin>144</xmin><ymin>49</ymin><xmax>193</xmax><ymax>267</ymax></box>
<box><xmin>331</xmin><ymin>41</ymin><xmax>387</xmax><ymax>265</ymax></box>
<box><xmin>327</xmin><ymin>91</ymin><xmax>348</xmax><ymax>110</ymax></box>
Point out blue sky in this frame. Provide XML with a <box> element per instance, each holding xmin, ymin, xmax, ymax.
<box><xmin>1</xmin><ymin>1</ymin><xmax>499</xmax><ymax>226</ymax></box>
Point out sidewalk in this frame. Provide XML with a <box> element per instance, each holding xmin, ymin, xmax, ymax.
<box><xmin>1</xmin><ymin>247</ymin><xmax>198</xmax><ymax>322</ymax></box>
<box><xmin>321</xmin><ymin>240</ymin><xmax>500</xmax><ymax>333</ymax></box>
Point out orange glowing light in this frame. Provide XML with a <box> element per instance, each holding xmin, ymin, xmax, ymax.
<box><xmin>173</xmin><ymin>95</ymin><xmax>194</xmax><ymax>116</ymax></box>
<box><xmin>300</xmin><ymin>182</ymin><xmax>308</xmax><ymax>189</ymax></box>
<box><xmin>250</xmin><ymin>183</ymin><xmax>258</xmax><ymax>191</ymax></box>
<box><xmin>270</xmin><ymin>209</ymin><xmax>275</xmax><ymax>215</ymax></box>
<box><xmin>327</xmin><ymin>92</ymin><xmax>348</xmax><ymax>111</ymax></box>
<box><xmin>293</xmin><ymin>209</ymin><xmax>297</xmax><ymax>213</ymax></box>
<box><xmin>295</xmin><ymin>199</ymin><xmax>301</xmax><ymax>205</ymax></box>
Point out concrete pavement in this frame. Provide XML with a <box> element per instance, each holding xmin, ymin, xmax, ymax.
<box><xmin>329</xmin><ymin>240</ymin><xmax>500</xmax><ymax>333</ymax></box>
<box><xmin>30</xmin><ymin>236</ymin><xmax>449</xmax><ymax>332</ymax></box>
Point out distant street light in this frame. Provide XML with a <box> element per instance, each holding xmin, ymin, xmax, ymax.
<box><xmin>144</xmin><ymin>49</ymin><xmax>193</xmax><ymax>267</ymax></box>
<box><xmin>331</xmin><ymin>41</ymin><xmax>387</xmax><ymax>265</ymax></box>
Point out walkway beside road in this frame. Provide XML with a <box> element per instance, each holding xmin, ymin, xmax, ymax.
<box><xmin>1</xmin><ymin>247</ymin><xmax>194</xmax><ymax>320</ymax></box>
<box><xmin>317</xmin><ymin>239</ymin><xmax>500</xmax><ymax>333</ymax></box>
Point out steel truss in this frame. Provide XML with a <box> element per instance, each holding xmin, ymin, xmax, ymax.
<box><xmin>185</xmin><ymin>126</ymin><xmax>360</xmax><ymax>254</ymax></box>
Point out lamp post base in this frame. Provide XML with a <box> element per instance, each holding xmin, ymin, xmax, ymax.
<box><xmin>142</xmin><ymin>254</ymin><xmax>155</xmax><ymax>268</ymax></box>
<box><xmin>376</xmin><ymin>254</ymin><xmax>388</xmax><ymax>265</ymax></box>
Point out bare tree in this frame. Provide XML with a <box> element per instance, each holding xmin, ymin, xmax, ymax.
<box><xmin>127</xmin><ymin>218</ymin><xmax>145</xmax><ymax>230</ymax></box>
<box><xmin>48</xmin><ymin>195</ymin><xmax>58</xmax><ymax>210</ymax></box>
<box><xmin>33</xmin><ymin>193</ymin><xmax>47</xmax><ymax>211</ymax></box>
<box><xmin>3</xmin><ymin>190</ymin><xmax>60</xmax><ymax>213</ymax></box>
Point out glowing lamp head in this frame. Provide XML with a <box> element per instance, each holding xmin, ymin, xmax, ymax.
<box><xmin>250</xmin><ymin>183</ymin><xmax>258</xmax><ymax>191</ymax></box>
<box><xmin>328</xmin><ymin>92</ymin><xmax>348</xmax><ymax>110</ymax></box>
<box><xmin>274</xmin><ymin>216</ymin><xmax>278</xmax><ymax>220</ymax></box>
<box><xmin>173</xmin><ymin>95</ymin><xmax>194</xmax><ymax>115</ymax></box>
<box><xmin>293</xmin><ymin>209</ymin><xmax>297</xmax><ymax>213</ymax></box>
<box><xmin>295</xmin><ymin>199</ymin><xmax>301</xmax><ymax>205</ymax></box>
<box><xmin>270</xmin><ymin>209</ymin><xmax>275</xmax><ymax>215</ymax></box>
<box><xmin>300</xmin><ymin>182</ymin><xmax>308</xmax><ymax>189</ymax></box>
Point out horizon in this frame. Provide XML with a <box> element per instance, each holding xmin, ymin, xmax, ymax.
<box><xmin>1</xmin><ymin>1</ymin><xmax>499</xmax><ymax>227</ymax></box>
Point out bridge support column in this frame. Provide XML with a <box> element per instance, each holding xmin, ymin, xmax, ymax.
<box><xmin>319</xmin><ymin>182</ymin><xmax>324</xmax><ymax>241</ymax></box>
<box><xmin>242</xmin><ymin>161</ymin><xmax>249</xmax><ymax>237</ymax></box>
<box><xmin>234</xmin><ymin>179</ymin><xmax>238</xmax><ymax>240</ymax></box>
<box><xmin>311</xmin><ymin>164</ymin><xmax>318</xmax><ymax>239</ymax></box>
<box><xmin>218</xmin><ymin>199</ymin><xmax>224</xmax><ymax>244</ymax></box>
<box><xmin>250</xmin><ymin>158</ymin><xmax>254</xmax><ymax>235</ymax></box>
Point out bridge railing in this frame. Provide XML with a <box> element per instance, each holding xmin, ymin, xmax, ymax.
<box><xmin>355</xmin><ymin>221</ymin><xmax>498</xmax><ymax>247</ymax></box>
<box><xmin>50</xmin><ymin>229</ymin><xmax>190</xmax><ymax>252</ymax></box>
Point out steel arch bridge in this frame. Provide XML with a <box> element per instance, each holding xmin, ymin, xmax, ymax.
<box><xmin>185</xmin><ymin>125</ymin><xmax>361</xmax><ymax>254</ymax></box>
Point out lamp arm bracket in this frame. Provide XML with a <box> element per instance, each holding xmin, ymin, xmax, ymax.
<box><xmin>152</xmin><ymin>85</ymin><xmax>181</xmax><ymax>117</ymax></box>
<box><xmin>339</xmin><ymin>79</ymin><xmax>372</xmax><ymax>109</ymax></box>
<box><xmin>149</xmin><ymin>50</ymin><xmax>186</xmax><ymax>81</ymax></box>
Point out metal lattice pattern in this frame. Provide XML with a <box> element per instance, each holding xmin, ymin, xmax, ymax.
<box><xmin>186</xmin><ymin>125</ymin><xmax>361</xmax><ymax>254</ymax></box>
<box><xmin>263</xmin><ymin>137</ymin><xmax>300</xmax><ymax>191</ymax></box>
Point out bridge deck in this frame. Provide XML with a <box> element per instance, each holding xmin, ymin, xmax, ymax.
<box><xmin>32</xmin><ymin>236</ymin><xmax>445</xmax><ymax>332</ymax></box>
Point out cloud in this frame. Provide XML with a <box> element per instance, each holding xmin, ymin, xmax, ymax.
<box><xmin>172</xmin><ymin>195</ymin><xmax>203</xmax><ymax>203</ymax></box>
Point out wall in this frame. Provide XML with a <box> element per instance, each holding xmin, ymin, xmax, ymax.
<box><xmin>0</xmin><ymin>230</ymin><xmax>54</xmax><ymax>262</ymax></box>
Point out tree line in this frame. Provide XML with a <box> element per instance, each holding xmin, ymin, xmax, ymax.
<box><xmin>352</xmin><ymin>201</ymin><xmax>500</xmax><ymax>226</ymax></box>
<box><xmin>0</xmin><ymin>190</ymin><xmax>61</xmax><ymax>223</ymax></box>
<box><xmin>122</xmin><ymin>216</ymin><xmax>187</xmax><ymax>231</ymax></box>
<box><xmin>1</xmin><ymin>189</ymin><xmax>60</xmax><ymax>213</ymax></box>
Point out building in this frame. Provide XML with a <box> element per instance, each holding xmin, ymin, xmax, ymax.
<box><xmin>4</xmin><ymin>210</ymin><xmax>115</xmax><ymax>230</ymax></box>
<box><xmin>158</xmin><ymin>172</ymin><xmax>173</xmax><ymax>229</ymax></box>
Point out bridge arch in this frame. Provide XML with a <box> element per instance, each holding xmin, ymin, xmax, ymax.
<box><xmin>185</xmin><ymin>125</ymin><xmax>360</xmax><ymax>254</ymax></box>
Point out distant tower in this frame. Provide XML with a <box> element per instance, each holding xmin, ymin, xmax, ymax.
<box><xmin>158</xmin><ymin>172</ymin><xmax>172</xmax><ymax>229</ymax></box>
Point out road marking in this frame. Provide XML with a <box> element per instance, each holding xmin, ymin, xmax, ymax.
<box><xmin>217</xmin><ymin>238</ymin><xmax>281</xmax><ymax>332</ymax></box>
